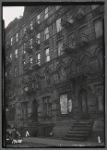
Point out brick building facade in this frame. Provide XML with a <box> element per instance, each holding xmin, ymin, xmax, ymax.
<box><xmin>5</xmin><ymin>4</ymin><xmax>104</xmax><ymax>140</ymax></box>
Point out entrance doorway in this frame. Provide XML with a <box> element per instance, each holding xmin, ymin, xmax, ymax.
<box><xmin>78</xmin><ymin>89</ymin><xmax>89</xmax><ymax>119</ymax></box>
<box><xmin>32</xmin><ymin>100</ymin><xmax>38</xmax><ymax>122</ymax></box>
<box><xmin>21</xmin><ymin>102</ymin><xmax>28</xmax><ymax>120</ymax></box>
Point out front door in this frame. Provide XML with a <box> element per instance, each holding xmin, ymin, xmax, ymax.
<box><xmin>32</xmin><ymin>100</ymin><xmax>38</xmax><ymax>121</ymax></box>
<box><xmin>78</xmin><ymin>89</ymin><xmax>89</xmax><ymax>119</ymax></box>
<box><xmin>21</xmin><ymin>102</ymin><xmax>28</xmax><ymax>120</ymax></box>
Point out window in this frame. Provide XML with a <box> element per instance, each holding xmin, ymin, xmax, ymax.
<box><xmin>30</xmin><ymin>39</ymin><xmax>33</xmax><ymax>48</ymax></box>
<box><xmin>58</xmin><ymin>66</ymin><xmax>66</xmax><ymax>81</ymax></box>
<box><xmin>43</xmin><ymin>96</ymin><xmax>52</xmax><ymax>117</ymax></box>
<box><xmin>30</xmin><ymin>21</ymin><xmax>33</xmax><ymax>30</ymax></box>
<box><xmin>22</xmin><ymin>45</ymin><xmax>26</xmax><ymax>55</ymax></box>
<box><xmin>94</xmin><ymin>19</ymin><xmax>103</xmax><ymax>38</ymax></box>
<box><xmin>79</xmin><ymin>26</ymin><xmax>88</xmax><ymax>44</ymax></box>
<box><xmin>91</xmin><ymin>5</ymin><xmax>99</xmax><ymax>10</ymax></box>
<box><xmin>36</xmin><ymin>33</ymin><xmax>40</xmax><ymax>44</ymax></box>
<box><xmin>45</xmin><ymin>72</ymin><xmax>51</xmax><ymax>86</ymax></box>
<box><xmin>14</xmin><ymin>66</ymin><xmax>17</xmax><ymax>77</ymax></box>
<box><xmin>9</xmin><ymin>69</ymin><xmax>11</xmax><ymax>75</ymax></box>
<box><xmin>24</xmin><ymin>43</ymin><xmax>26</xmax><ymax>54</ymax></box>
<box><xmin>67</xmin><ymin>13</ymin><xmax>73</xmax><ymax>24</ymax></box>
<box><xmin>15</xmin><ymin>49</ymin><xmax>18</xmax><ymax>58</ymax></box>
<box><xmin>10</xmin><ymin>37</ymin><xmax>13</xmax><ymax>46</ymax></box>
<box><xmin>10</xmin><ymin>54</ymin><xmax>12</xmax><ymax>60</ymax></box>
<box><xmin>57</xmin><ymin>40</ymin><xmax>63</xmax><ymax>56</ymax></box>
<box><xmin>16</xmin><ymin>33</ymin><xmax>18</xmax><ymax>42</ymax></box>
<box><xmin>44</xmin><ymin>27</ymin><xmax>49</xmax><ymax>40</ymax></box>
<box><xmin>44</xmin><ymin>7</ymin><xmax>48</xmax><ymax>19</ymax></box>
<box><xmin>22</xmin><ymin>61</ymin><xmax>26</xmax><ymax>73</ymax></box>
<box><xmin>55</xmin><ymin>5</ymin><xmax>61</xmax><ymax>10</ymax></box>
<box><xmin>56</xmin><ymin>18</ymin><xmax>62</xmax><ymax>32</ymax></box>
<box><xmin>23</xmin><ymin>27</ymin><xmax>26</xmax><ymax>34</ymax></box>
<box><xmin>36</xmin><ymin>53</ymin><xmax>41</xmax><ymax>65</ymax></box>
<box><xmin>5</xmin><ymin>72</ymin><xmax>7</xmax><ymax>77</ymax></box>
<box><xmin>37</xmin><ymin>14</ymin><xmax>40</xmax><ymax>24</ymax></box>
<box><xmin>45</xmin><ymin>48</ymin><xmax>50</xmax><ymax>62</ymax></box>
<box><xmin>60</xmin><ymin>94</ymin><xmax>72</xmax><ymax>114</ymax></box>
<box><xmin>29</xmin><ymin>57</ymin><xmax>33</xmax><ymax>64</ymax></box>
<box><xmin>23</xmin><ymin>61</ymin><xmax>26</xmax><ymax>65</ymax></box>
<box><xmin>95</xmin><ymin>85</ymin><xmax>104</xmax><ymax>112</ymax></box>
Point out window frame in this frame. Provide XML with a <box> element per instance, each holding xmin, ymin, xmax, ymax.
<box><xmin>36</xmin><ymin>53</ymin><xmax>41</xmax><ymax>65</ymax></box>
<box><xmin>36</xmin><ymin>33</ymin><xmax>40</xmax><ymax>44</ymax></box>
<box><xmin>37</xmin><ymin>14</ymin><xmax>40</xmax><ymax>24</ymax></box>
<box><xmin>44</xmin><ymin>7</ymin><xmax>49</xmax><ymax>19</ymax></box>
<box><xmin>57</xmin><ymin>40</ymin><xmax>63</xmax><ymax>56</ymax></box>
<box><xmin>45</xmin><ymin>47</ymin><xmax>50</xmax><ymax>62</ymax></box>
<box><xmin>10</xmin><ymin>37</ymin><xmax>13</xmax><ymax>46</ymax></box>
<box><xmin>43</xmin><ymin>96</ymin><xmax>52</xmax><ymax>116</ymax></box>
<box><xmin>44</xmin><ymin>27</ymin><xmax>49</xmax><ymax>40</ymax></box>
<box><xmin>14</xmin><ymin>66</ymin><xmax>17</xmax><ymax>77</ymax></box>
<box><xmin>94</xmin><ymin>18</ymin><xmax>103</xmax><ymax>39</ymax></box>
<box><xmin>30</xmin><ymin>21</ymin><xmax>33</xmax><ymax>30</ymax></box>
<box><xmin>16</xmin><ymin>33</ymin><xmax>18</xmax><ymax>42</ymax></box>
<box><xmin>56</xmin><ymin>18</ymin><xmax>62</xmax><ymax>33</ymax></box>
<box><xmin>15</xmin><ymin>49</ymin><xmax>18</xmax><ymax>58</ymax></box>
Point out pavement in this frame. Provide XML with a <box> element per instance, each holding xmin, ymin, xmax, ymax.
<box><xmin>23</xmin><ymin>137</ymin><xmax>105</xmax><ymax>147</ymax></box>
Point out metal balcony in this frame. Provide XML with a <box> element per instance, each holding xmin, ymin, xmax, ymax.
<box><xmin>34</xmin><ymin>22</ymin><xmax>39</xmax><ymax>30</ymax></box>
<box><xmin>24</xmin><ymin>86</ymin><xmax>37</xmax><ymax>95</ymax></box>
<box><xmin>64</xmin><ymin>32</ymin><xmax>89</xmax><ymax>54</ymax></box>
<box><xmin>25</xmin><ymin>47</ymin><xmax>33</xmax><ymax>54</ymax></box>
<box><xmin>32</xmin><ymin>62</ymin><xmax>40</xmax><ymax>70</ymax></box>
<box><xmin>21</xmin><ymin>33</ymin><xmax>28</xmax><ymax>44</ymax></box>
<box><xmin>23</xmin><ymin>62</ymin><xmax>40</xmax><ymax>75</ymax></box>
<box><xmin>61</xmin><ymin>20</ymin><xmax>73</xmax><ymax>30</ymax></box>
<box><xmin>6</xmin><ymin>44</ymin><xmax>12</xmax><ymax>51</ymax></box>
<box><xmin>5</xmin><ymin>59</ymin><xmax>12</xmax><ymax>67</ymax></box>
<box><xmin>22</xmin><ymin>54</ymin><xmax>25</xmax><ymax>60</ymax></box>
<box><xmin>33</xmin><ymin>42</ymin><xmax>40</xmax><ymax>51</ymax></box>
<box><xmin>44</xmin><ymin>39</ymin><xmax>49</xmax><ymax>47</ymax></box>
<box><xmin>23</xmin><ymin>63</ymin><xmax>33</xmax><ymax>75</ymax></box>
<box><xmin>26</xmin><ymin>28</ymin><xmax>33</xmax><ymax>34</ymax></box>
<box><xmin>57</xmin><ymin>31</ymin><xmax>62</xmax><ymax>40</ymax></box>
<box><xmin>75</xmin><ymin>8</ymin><xmax>85</xmax><ymax>21</ymax></box>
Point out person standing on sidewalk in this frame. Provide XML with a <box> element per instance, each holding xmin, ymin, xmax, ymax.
<box><xmin>25</xmin><ymin>131</ymin><xmax>30</xmax><ymax>137</ymax></box>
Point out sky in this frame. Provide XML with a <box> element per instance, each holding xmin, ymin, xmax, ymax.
<box><xmin>3</xmin><ymin>6</ymin><xmax>24</xmax><ymax>28</ymax></box>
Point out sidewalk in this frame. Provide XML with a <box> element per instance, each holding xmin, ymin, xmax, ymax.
<box><xmin>23</xmin><ymin>137</ymin><xmax>104</xmax><ymax>147</ymax></box>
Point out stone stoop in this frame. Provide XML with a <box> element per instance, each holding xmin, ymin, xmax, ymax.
<box><xmin>64</xmin><ymin>119</ymin><xmax>94</xmax><ymax>141</ymax></box>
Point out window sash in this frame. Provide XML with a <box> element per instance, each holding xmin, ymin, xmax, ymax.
<box><xmin>43</xmin><ymin>97</ymin><xmax>52</xmax><ymax>116</ymax></box>
<box><xmin>30</xmin><ymin>21</ymin><xmax>33</xmax><ymax>30</ymax></box>
<box><xmin>58</xmin><ymin>41</ymin><xmax>63</xmax><ymax>56</ymax></box>
<box><xmin>10</xmin><ymin>54</ymin><xmax>12</xmax><ymax>60</ymax></box>
<box><xmin>15</xmin><ymin>49</ymin><xmax>18</xmax><ymax>58</ymax></box>
<box><xmin>55</xmin><ymin>5</ymin><xmax>61</xmax><ymax>10</ymax></box>
<box><xmin>16</xmin><ymin>33</ymin><xmax>18</xmax><ymax>42</ymax></box>
<box><xmin>56</xmin><ymin>18</ymin><xmax>62</xmax><ymax>32</ymax></box>
<box><xmin>11</xmin><ymin>37</ymin><xmax>13</xmax><ymax>45</ymax></box>
<box><xmin>36</xmin><ymin>33</ymin><xmax>40</xmax><ymax>43</ymax></box>
<box><xmin>30</xmin><ymin>57</ymin><xmax>33</xmax><ymax>63</ymax></box>
<box><xmin>94</xmin><ymin>19</ymin><xmax>103</xmax><ymax>38</ymax></box>
<box><xmin>14</xmin><ymin>67</ymin><xmax>17</xmax><ymax>77</ymax></box>
<box><xmin>37</xmin><ymin>14</ymin><xmax>40</xmax><ymax>24</ymax></box>
<box><xmin>44</xmin><ymin>28</ymin><xmax>49</xmax><ymax>40</ymax></box>
<box><xmin>44</xmin><ymin>7</ymin><xmax>48</xmax><ymax>19</ymax></box>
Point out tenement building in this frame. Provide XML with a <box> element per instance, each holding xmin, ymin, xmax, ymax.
<box><xmin>5</xmin><ymin>4</ymin><xmax>104</xmax><ymax>140</ymax></box>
